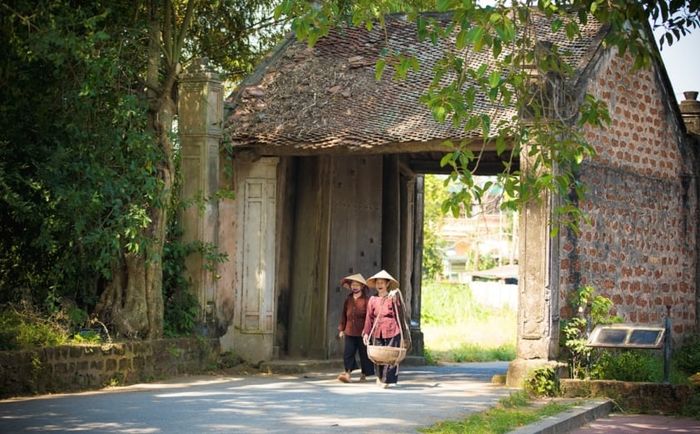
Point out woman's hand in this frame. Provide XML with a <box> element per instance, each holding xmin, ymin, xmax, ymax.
<box><xmin>362</xmin><ymin>334</ymin><xmax>369</xmax><ymax>345</ymax></box>
<box><xmin>338</xmin><ymin>331</ymin><xmax>345</xmax><ymax>339</ymax></box>
<box><xmin>388</xmin><ymin>288</ymin><xmax>399</xmax><ymax>299</ymax></box>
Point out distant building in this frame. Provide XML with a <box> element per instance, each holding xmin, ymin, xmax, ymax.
<box><xmin>439</xmin><ymin>190</ymin><xmax>518</xmax><ymax>283</ymax></box>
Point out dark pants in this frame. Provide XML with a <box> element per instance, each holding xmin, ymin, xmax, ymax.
<box><xmin>375</xmin><ymin>335</ymin><xmax>401</xmax><ymax>384</ymax></box>
<box><xmin>343</xmin><ymin>335</ymin><xmax>375</xmax><ymax>375</ymax></box>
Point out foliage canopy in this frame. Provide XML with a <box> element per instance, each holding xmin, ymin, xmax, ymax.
<box><xmin>0</xmin><ymin>0</ymin><xmax>285</xmax><ymax>336</ymax></box>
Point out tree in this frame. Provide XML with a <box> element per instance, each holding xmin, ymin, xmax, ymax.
<box><xmin>422</xmin><ymin>175</ymin><xmax>450</xmax><ymax>280</ymax></box>
<box><xmin>275</xmin><ymin>0</ymin><xmax>699</xmax><ymax>233</ymax></box>
<box><xmin>0</xmin><ymin>0</ymin><xmax>285</xmax><ymax>338</ymax></box>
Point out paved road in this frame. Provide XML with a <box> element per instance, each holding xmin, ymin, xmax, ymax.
<box><xmin>0</xmin><ymin>362</ymin><xmax>511</xmax><ymax>433</ymax></box>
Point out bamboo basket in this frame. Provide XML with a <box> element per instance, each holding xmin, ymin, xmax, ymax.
<box><xmin>366</xmin><ymin>289</ymin><xmax>411</xmax><ymax>366</ymax></box>
<box><xmin>367</xmin><ymin>344</ymin><xmax>407</xmax><ymax>365</ymax></box>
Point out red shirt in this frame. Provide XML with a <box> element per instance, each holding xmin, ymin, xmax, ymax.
<box><xmin>338</xmin><ymin>293</ymin><xmax>369</xmax><ymax>337</ymax></box>
<box><xmin>362</xmin><ymin>295</ymin><xmax>401</xmax><ymax>339</ymax></box>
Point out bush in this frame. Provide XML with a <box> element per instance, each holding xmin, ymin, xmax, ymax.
<box><xmin>560</xmin><ymin>285</ymin><xmax>622</xmax><ymax>379</ymax></box>
<box><xmin>675</xmin><ymin>334</ymin><xmax>700</xmax><ymax>375</ymax></box>
<box><xmin>525</xmin><ymin>366</ymin><xmax>559</xmax><ymax>397</ymax></box>
<box><xmin>0</xmin><ymin>303</ymin><xmax>68</xmax><ymax>350</ymax></box>
<box><xmin>423</xmin><ymin>348</ymin><xmax>439</xmax><ymax>365</ymax></box>
<box><xmin>591</xmin><ymin>350</ymin><xmax>660</xmax><ymax>382</ymax></box>
<box><xmin>591</xmin><ymin>350</ymin><xmax>688</xmax><ymax>384</ymax></box>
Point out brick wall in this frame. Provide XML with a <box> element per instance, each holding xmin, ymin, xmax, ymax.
<box><xmin>0</xmin><ymin>338</ymin><xmax>220</xmax><ymax>399</ymax></box>
<box><xmin>558</xmin><ymin>49</ymin><xmax>698</xmax><ymax>338</ymax></box>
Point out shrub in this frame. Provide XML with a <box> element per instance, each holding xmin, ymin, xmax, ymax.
<box><xmin>0</xmin><ymin>303</ymin><xmax>68</xmax><ymax>350</ymax></box>
<box><xmin>675</xmin><ymin>334</ymin><xmax>700</xmax><ymax>376</ymax></box>
<box><xmin>591</xmin><ymin>350</ymin><xmax>660</xmax><ymax>382</ymax></box>
<box><xmin>560</xmin><ymin>285</ymin><xmax>622</xmax><ymax>379</ymax></box>
<box><xmin>423</xmin><ymin>348</ymin><xmax>439</xmax><ymax>365</ymax></box>
<box><xmin>70</xmin><ymin>329</ymin><xmax>102</xmax><ymax>345</ymax></box>
<box><xmin>525</xmin><ymin>366</ymin><xmax>559</xmax><ymax>397</ymax></box>
<box><xmin>591</xmin><ymin>350</ymin><xmax>687</xmax><ymax>384</ymax></box>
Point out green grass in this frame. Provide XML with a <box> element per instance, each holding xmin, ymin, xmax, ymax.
<box><xmin>422</xmin><ymin>281</ymin><xmax>516</xmax><ymax>363</ymax></box>
<box><xmin>425</xmin><ymin>343</ymin><xmax>516</xmax><ymax>363</ymax></box>
<box><xmin>420</xmin><ymin>392</ymin><xmax>577</xmax><ymax>433</ymax></box>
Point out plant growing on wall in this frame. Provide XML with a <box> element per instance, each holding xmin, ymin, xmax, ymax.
<box><xmin>560</xmin><ymin>285</ymin><xmax>621</xmax><ymax>379</ymax></box>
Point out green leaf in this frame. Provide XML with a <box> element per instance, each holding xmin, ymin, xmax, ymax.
<box><xmin>456</xmin><ymin>29</ymin><xmax>468</xmax><ymax>50</ymax></box>
<box><xmin>481</xmin><ymin>114</ymin><xmax>491</xmax><ymax>137</ymax></box>
<box><xmin>496</xmin><ymin>135</ymin><xmax>507</xmax><ymax>155</ymax></box>
<box><xmin>440</xmin><ymin>152</ymin><xmax>455</xmax><ymax>168</ymax></box>
<box><xmin>565</xmin><ymin>21</ymin><xmax>580</xmax><ymax>39</ymax></box>
<box><xmin>488</xmin><ymin>71</ymin><xmax>501</xmax><ymax>88</ymax></box>
<box><xmin>435</xmin><ymin>106</ymin><xmax>447</xmax><ymax>122</ymax></box>
<box><xmin>551</xmin><ymin>18</ymin><xmax>563</xmax><ymax>32</ymax></box>
<box><xmin>492</xmin><ymin>38</ymin><xmax>502</xmax><ymax>58</ymax></box>
<box><xmin>375</xmin><ymin>58</ymin><xmax>386</xmax><ymax>81</ymax></box>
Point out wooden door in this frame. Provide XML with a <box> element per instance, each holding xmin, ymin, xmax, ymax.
<box><xmin>232</xmin><ymin>158</ymin><xmax>278</xmax><ymax>362</ymax></box>
<box><xmin>326</xmin><ymin>156</ymin><xmax>383</xmax><ymax>358</ymax></box>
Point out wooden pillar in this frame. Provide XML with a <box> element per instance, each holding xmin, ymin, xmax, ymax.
<box><xmin>400</xmin><ymin>174</ymin><xmax>415</xmax><ymax>320</ymax></box>
<box><xmin>178</xmin><ymin>59</ymin><xmax>223</xmax><ymax>323</ymax></box>
<box><xmin>411</xmin><ymin>175</ymin><xmax>426</xmax><ymax>356</ymax></box>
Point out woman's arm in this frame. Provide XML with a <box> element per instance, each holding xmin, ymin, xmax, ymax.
<box><xmin>362</xmin><ymin>297</ymin><xmax>376</xmax><ymax>338</ymax></box>
<box><xmin>338</xmin><ymin>297</ymin><xmax>348</xmax><ymax>335</ymax></box>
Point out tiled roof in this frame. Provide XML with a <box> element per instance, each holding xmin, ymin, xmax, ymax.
<box><xmin>224</xmin><ymin>12</ymin><xmax>606</xmax><ymax>154</ymax></box>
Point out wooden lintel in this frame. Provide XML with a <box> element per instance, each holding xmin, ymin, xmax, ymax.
<box><xmin>398</xmin><ymin>159</ymin><xmax>417</xmax><ymax>177</ymax></box>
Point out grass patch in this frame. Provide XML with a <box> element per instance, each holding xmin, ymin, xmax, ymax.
<box><xmin>426</xmin><ymin>342</ymin><xmax>516</xmax><ymax>363</ymax></box>
<box><xmin>420</xmin><ymin>391</ymin><xmax>576</xmax><ymax>433</ymax></box>
<box><xmin>422</xmin><ymin>281</ymin><xmax>516</xmax><ymax>363</ymax></box>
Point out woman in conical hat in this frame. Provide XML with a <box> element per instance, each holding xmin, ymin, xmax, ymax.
<box><xmin>362</xmin><ymin>269</ymin><xmax>402</xmax><ymax>388</ymax></box>
<box><xmin>366</xmin><ymin>269</ymin><xmax>399</xmax><ymax>291</ymax></box>
<box><xmin>336</xmin><ymin>273</ymin><xmax>375</xmax><ymax>383</ymax></box>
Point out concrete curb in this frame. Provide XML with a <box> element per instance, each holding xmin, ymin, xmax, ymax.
<box><xmin>509</xmin><ymin>399</ymin><xmax>613</xmax><ymax>434</ymax></box>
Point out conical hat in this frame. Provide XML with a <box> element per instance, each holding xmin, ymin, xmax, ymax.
<box><xmin>366</xmin><ymin>270</ymin><xmax>399</xmax><ymax>290</ymax></box>
<box><xmin>340</xmin><ymin>273</ymin><xmax>367</xmax><ymax>289</ymax></box>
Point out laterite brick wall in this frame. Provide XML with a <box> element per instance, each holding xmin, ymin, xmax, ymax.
<box><xmin>559</xmin><ymin>49</ymin><xmax>698</xmax><ymax>338</ymax></box>
<box><xmin>0</xmin><ymin>338</ymin><xmax>220</xmax><ymax>399</ymax></box>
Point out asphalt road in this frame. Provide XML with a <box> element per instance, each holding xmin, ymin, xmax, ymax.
<box><xmin>0</xmin><ymin>362</ymin><xmax>511</xmax><ymax>433</ymax></box>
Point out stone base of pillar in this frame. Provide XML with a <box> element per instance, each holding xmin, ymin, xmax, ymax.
<box><xmin>409</xmin><ymin>328</ymin><xmax>424</xmax><ymax>356</ymax></box>
<box><xmin>506</xmin><ymin>358</ymin><xmax>564</xmax><ymax>388</ymax></box>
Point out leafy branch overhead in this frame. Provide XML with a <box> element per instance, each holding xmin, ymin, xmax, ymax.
<box><xmin>276</xmin><ymin>0</ymin><xmax>698</xmax><ymax>234</ymax></box>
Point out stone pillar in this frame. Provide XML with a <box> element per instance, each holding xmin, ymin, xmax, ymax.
<box><xmin>506</xmin><ymin>156</ymin><xmax>560</xmax><ymax>387</ymax></box>
<box><xmin>680</xmin><ymin>91</ymin><xmax>700</xmax><ymax>136</ymax></box>
<box><xmin>178</xmin><ymin>59</ymin><xmax>223</xmax><ymax>324</ymax></box>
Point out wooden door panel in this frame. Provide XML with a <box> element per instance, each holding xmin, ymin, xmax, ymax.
<box><xmin>327</xmin><ymin>156</ymin><xmax>383</xmax><ymax>357</ymax></box>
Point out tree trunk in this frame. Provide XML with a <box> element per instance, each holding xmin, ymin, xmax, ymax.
<box><xmin>95</xmin><ymin>104</ymin><xmax>172</xmax><ymax>339</ymax></box>
<box><xmin>95</xmin><ymin>0</ymin><xmax>180</xmax><ymax>339</ymax></box>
